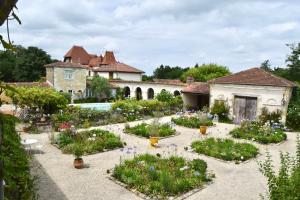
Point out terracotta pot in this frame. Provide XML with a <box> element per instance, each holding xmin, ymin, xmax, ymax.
<box><xmin>73</xmin><ymin>158</ymin><xmax>84</xmax><ymax>169</ymax></box>
<box><xmin>200</xmin><ymin>126</ymin><xmax>207</xmax><ymax>135</ymax></box>
<box><xmin>149</xmin><ymin>136</ymin><xmax>159</xmax><ymax>146</ymax></box>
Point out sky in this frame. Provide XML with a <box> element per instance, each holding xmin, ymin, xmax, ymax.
<box><xmin>0</xmin><ymin>0</ymin><xmax>299</xmax><ymax>75</ymax></box>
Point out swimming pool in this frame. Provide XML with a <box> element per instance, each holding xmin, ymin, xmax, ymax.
<box><xmin>69</xmin><ymin>103</ymin><xmax>113</xmax><ymax>111</ymax></box>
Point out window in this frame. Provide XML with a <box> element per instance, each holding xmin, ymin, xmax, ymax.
<box><xmin>64</xmin><ymin>70</ymin><xmax>74</xmax><ymax>80</ymax></box>
<box><xmin>109</xmin><ymin>72</ymin><xmax>113</xmax><ymax>79</ymax></box>
<box><xmin>68</xmin><ymin>90</ymin><xmax>73</xmax><ymax>94</ymax></box>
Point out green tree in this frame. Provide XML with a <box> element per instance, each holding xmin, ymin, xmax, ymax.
<box><xmin>0</xmin><ymin>50</ymin><xmax>16</xmax><ymax>81</ymax></box>
<box><xmin>90</xmin><ymin>76</ymin><xmax>111</xmax><ymax>100</ymax></box>
<box><xmin>153</xmin><ymin>65</ymin><xmax>189</xmax><ymax>79</ymax></box>
<box><xmin>181</xmin><ymin>63</ymin><xmax>230</xmax><ymax>82</ymax></box>
<box><xmin>260</xmin><ymin>60</ymin><xmax>272</xmax><ymax>72</ymax></box>
<box><xmin>286</xmin><ymin>43</ymin><xmax>300</xmax><ymax>82</ymax></box>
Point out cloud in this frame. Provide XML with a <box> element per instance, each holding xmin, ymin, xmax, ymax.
<box><xmin>0</xmin><ymin>0</ymin><xmax>299</xmax><ymax>74</ymax></box>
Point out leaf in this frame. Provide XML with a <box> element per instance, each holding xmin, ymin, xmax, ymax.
<box><xmin>12</xmin><ymin>12</ymin><xmax>21</xmax><ymax>25</ymax></box>
<box><xmin>0</xmin><ymin>35</ymin><xmax>15</xmax><ymax>51</ymax></box>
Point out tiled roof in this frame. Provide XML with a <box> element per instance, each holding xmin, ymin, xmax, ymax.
<box><xmin>45</xmin><ymin>62</ymin><xmax>87</xmax><ymax>69</ymax></box>
<box><xmin>153</xmin><ymin>79</ymin><xmax>183</xmax><ymax>85</ymax></box>
<box><xmin>93</xmin><ymin>62</ymin><xmax>144</xmax><ymax>73</ymax></box>
<box><xmin>64</xmin><ymin>45</ymin><xmax>91</xmax><ymax>65</ymax></box>
<box><xmin>110</xmin><ymin>79</ymin><xmax>187</xmax><ymax>86</ymax></box>
<box><xmin>181</xmin><ymin>82</ymin><xmax>210</xmax><ymax>94</ymax></box>
<box><xmin>209</xmin><ymin>67</ymin><xmax>296</xmax><ymax>87</ymax></box>
<box><xmin>102</xmin><ymin>51</ymin><xmax>116</xmax><ymax>64</ymax></box>
<box><xmin>88</xmin><ymin>56</ymin><xmax>103</xmax><ymax>67</ymax></box>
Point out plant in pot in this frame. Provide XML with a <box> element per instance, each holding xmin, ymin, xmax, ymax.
<box><xmin>149</xmin><ymin>119</ymin><xmax>160</xmax><ymax>146</ymax></box>
<box><xmin>198</xmin><ymin>111</ymin><xmax>208</xmax><ymax>135</ymax></box>
<box><xmin>73</xmin><ymin>144</ymin><xmax>84</xmax><ymax>169</ymax></box>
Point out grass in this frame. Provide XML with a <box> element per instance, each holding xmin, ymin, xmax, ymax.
<box><xmin>124</xmin><ymin>123</ymin><xmax>176</xmax><ymax>138</ymax></box>
<box><xmin>54</xmin><ymin>129</ymin><xmax>124</xmax><ymax>154</ymax></box>
<box><xmin>171</xmin><ymin>116</ymin><xmax>213</xmax><ymax>128</ymax></box>
<box><xmin>191</xmin><ymin>138</ymin><xmax>259</xmax><ymax>162</ymax></box>
<box><xmin>229</xmin><ymin>122</ymin><xmax>287</xmax><ymax>144</ymax></box>
<box><xmin>112</xmin><ymin>154</ymin><xmax>213</xmax><ymax>199</ymax></box>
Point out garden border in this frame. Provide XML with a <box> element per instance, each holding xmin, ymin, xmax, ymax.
<box><xmin>123</xmin><ymin>129</ymin><xmax>181</xmax><ymax>140</ymax></box>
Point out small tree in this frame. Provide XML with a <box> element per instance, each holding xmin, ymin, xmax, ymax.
<box><xmin>90</xmin><ymin>76</ymin><xmax>111</xmax><ymax>101</ymax></box>
<box><xmin>260</xmin><ymin>60</ymin><xmax>272</xmax><ymax>72</ymax></box>
<box><xmin>155</xmin><ymin>90</ymin><xmax>174</xmax><ymax>102</ymax></box>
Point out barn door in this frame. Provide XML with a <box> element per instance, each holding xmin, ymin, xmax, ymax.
<box><xmin>234</xmin><ymin>96</ymin><xmax>257</xmax><ymax>124</ymax></box>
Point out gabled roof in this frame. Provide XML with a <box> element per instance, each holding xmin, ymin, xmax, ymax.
<box><xmin>93</xmin><ymin>62</ymin><xmax>144</xmax><ymax>73</ymax></box>
<box><xmin>102</xmin><ymin>51</ymin><xmax>116</xmax><ymax>64</ymax></box>
<box><xmin>181</xmin><ymin>82</ymin><xmax>209</xmax><ymax>94</ymax></box>
<box><xmin>209</xmin><ymin>67</ymin><xmax>296</xmax><ymax>87</ymax></box>
<box><xmin>64</xmin><ymin>45</ymin><xmax>91</xmax><ymax>65</ymax></box>
<box><xmin>89</xmin><ymin>55</ymin><xmax>103</xmax><ymax>67</ymax></box>
<box><xmin>45</xmin><ymin>61</ymin><xmax>87</xmax><ymax>69</ymax></box>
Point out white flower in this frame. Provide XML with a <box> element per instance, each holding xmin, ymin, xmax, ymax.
<box><xmin>179</xmin><ymin>166</ymin><xmax>189</xmax><ymax>171</ymax></box>
<box><xmin>92</xmin><ymin>134</ymin><xmax>96</xmax><ymax>137</ymax></box>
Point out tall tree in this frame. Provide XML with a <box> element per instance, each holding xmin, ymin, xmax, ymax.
<box><xmin>0</xmin><ymin>50</ymin><xmax>16</xmax><ymax>81</ymax></box>
<box><xmin>181</xmin><ymin>63</ymin><xmax>230</xmax><ymax>82</ymax></box>
<box><xmin>260</xmin><ymin>60</ymin><xmax>272</xmax><ymax>72</ymax></box>
<box><xmin>153</xmin><ymin>65</ymin><xmax>189</xmax><ymax>79</ymax></box>
<box><xmin>286</xmin><ymin>43</ymin><xmax>300</xmax><ymax>82</ymax></box>
<box><xmin>90</xmin><ymin>76</ymin><xmax>111</xmax><ymax>100</ymax></box>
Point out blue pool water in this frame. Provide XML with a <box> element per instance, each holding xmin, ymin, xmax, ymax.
<box><xmin>69</xmin><ymin>103</ymin><xmax>113</xmax><ymax>111</ymax></box>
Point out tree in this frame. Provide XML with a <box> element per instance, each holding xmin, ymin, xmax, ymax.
<box><xmin>286</xmin><ymin>43</ymin><xmax>300</xmax><ymax>82</ymax></box>
<box><xmin>90</xmin><ymin>76</ymin><xmax>111</xmax><ymax>100</ymax></box>
<box><xmin>181</xmin><ymin>63</ymin><xmax>230</xmax><ymax>82</ymax></box>
<box><xmin>260</xmin><ymin>60</ymin><xmax>272</xmax><ymax>72</ymax></box>
<box><xmin>0</xmin><ymin>50</ymin><xmax>15</xmax><ymax>81</ymax></box>
<box><xmin>153</xmin><ymin>65</ymin><xmax>189</xmax><ymax>79</ymax></box>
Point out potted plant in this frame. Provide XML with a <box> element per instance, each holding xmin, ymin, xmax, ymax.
<box><xmin>73</xmin><ymin>144</ymin><xmax>84</xmax><ymax>169</ymax></box>
<box><xmin>199</xmin><ymin>111</ymin><xmax>208</xmax><ymax>135</ymax></box>
<box><xmin>149</xmin><ymin>119</ymin><xmax>160</xmax><ymax>146</ymax></box>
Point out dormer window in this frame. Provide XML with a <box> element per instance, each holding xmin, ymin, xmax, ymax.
<box><xmin>64</xmin><ymin>69</ymin><xmax>74</xmax><ymax>80</ymax></box>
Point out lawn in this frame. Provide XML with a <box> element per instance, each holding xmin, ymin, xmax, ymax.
<box><xmin>124</xmin><ymin>122</ymin><xmax>176</xmax><ymax>138</ymax></box>
<box><xmin>171</xmin><ymin>116</ymin><xmax>213</xmax><ymax>128</ymax></box>
<box><xmin>112</xmin><ymin>154</ymin><xmax>213</xmax><ymax>199</ymax></box>
<box><xmin>53</xmin><ymin>129</ymin><xmax>124</xmax><ymax>154</ymax></box>
<box><xmin>191</xmin><ymin>138</ymin><xmax>259</xmax><ymax>162</ymax></box>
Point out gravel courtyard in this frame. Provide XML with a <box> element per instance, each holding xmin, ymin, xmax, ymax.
<box><xmin>20</xmin><ymin>116</ymin><xmax>299</xmax><ymax>200</ymax></box>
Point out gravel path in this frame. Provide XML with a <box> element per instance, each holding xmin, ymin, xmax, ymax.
<box><xmin>20</xmin><ymin>116</ymin><xmax>299</xmax><ymax>200</ymax></box>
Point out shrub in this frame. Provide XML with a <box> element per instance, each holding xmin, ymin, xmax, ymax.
<box><xmin>171</xmin><ymin>116</ymin><xmax>213</xmax><ymax>128</ymax></box>
<box><xmin>258</xmin><ymin>107</ymin><xmax>282</xmax><ymax>126</ymax></box>
<box><xmin>124</xmin><ymin>122</ymin><xmax>176</xmax><ymax>138</ymax></box>
<box><xmin>210</xmin><ymin>101</ymin><xmax>230</xmax><ymax>122</ymax></box>
<box><xmin>55</xmin><ymin>129</ymin><xmax>123</xmax><ymax>155</ymax></box>
<box><xmin>258</xmin><ymin>136</ymin><xmax>300</xmax><ymax>200</ymax></box>
<box><xmin>0</xmin><ymin>114</ymin><xmax>37</xmax><ymax>199</ymax></box>
<box><xmin>229</xmin><ymin>121</ymin><xmax>287</xmax><ymax>144</ymax></box>
<box><xmin>191</xmin><ymin>138</ymin><xmax>259</xmax><ymax>162</ymax></box>
<box><xmin>286</xmin><ymin>100</ymin><xmax>300</xmax><ymax>131</ymax></box>
<box><xmin>113</xmin><ymin>154</ymin><xmax>213</xmax><ymax>198</ymax></box>
<box><xmin>73</xmin><ymin>97</ymin><xmax>99</xmax><ymax>103</ymax></box>
<box><xmin>155</xmin><ymin>90</ymin><xmax>174</xmax><ymax>102</ymax></box>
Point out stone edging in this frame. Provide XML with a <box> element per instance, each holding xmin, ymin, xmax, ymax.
<box><xmin>123</xmin><ymin>130</ymin><xmax>181</xmax><ymax>140</ymax></box>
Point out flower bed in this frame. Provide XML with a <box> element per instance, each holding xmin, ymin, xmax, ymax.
<box><xmin>229</xmin><ymin>121</ymin><xmax>287</xmax><ymax>144</ymax></box>
<box><xmin>112</xmin><ymin>154</ymin><xmax>213</xmax><ymax>199</ymax></box>
<box><xmin>124</xmin><ymin>122</ymin><xmax>176</xmax><ymax>138</ymax></box>
<box><xmin>191</xmin><ymin>138</ymin><xmax>259</xmax><ymax>162</ymax></box>
<box><xmin>171</xmin><ymin>116</ymin><xmax>213</xmax><ymax>128</ymax></box>
<box><xmin>53</xmin><ymin>129</ymin><xmax>124</xmax><ymax>154</ymax></box>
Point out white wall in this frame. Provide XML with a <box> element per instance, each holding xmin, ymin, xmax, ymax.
<box><xmin>210</xmin><ymin>84</ymin><xmax>293</xmax><ymax>123</ymax></box>
<box><xmin>114</xmin><ymin>72</ymin><xmax>141</xmax><ymax>81</ymax></box>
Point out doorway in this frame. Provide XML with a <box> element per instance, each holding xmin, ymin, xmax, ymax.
<box><xmin>234</xmin><ymin>96</ymin><xmax>257</xmax><ymax>124</ymax></box>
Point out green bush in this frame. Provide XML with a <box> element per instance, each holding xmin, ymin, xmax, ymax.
<box><xmin>0</xmin><ymin>114</ymin><xmax>36</xmax><ymax>199</ymax></box>
<box><xmin>55</xmin><ymin>129</ymin><xmax>123</xmax><ymax>155</ymax></box>
<box><xmin>286</xmin><ymin>100</ymin><xmax>300</xmax><ymax>131</ymax></box>
<box><xmin>124</xmin><ymin>122</ymin><xmax>176</xmax><ymax>138</ymax></box>
<box><xmin>155</xmin><ymin>90</ymin><xmax>174</xmax><ymax>102</ymax></box>
<box><xmin>258</xmin><ymin>107</ymin><xmax>282</xmax><ymax>126</ymax></box>
<box><xmin>73</xmin><ymin>97</ymin><xmax>99</xmax><ymax>103</ymax></box>
<box><xmin>229</xmin><ymin>121</ymin><xmax>287</xmax><ymax>144</ymax></box>
<box><xmin>113</xmin><ymin>154</ymin><xmax>213</xmax><ymax>198</ymax></box>
<box><xmin>171</xmin><ymin>116</ymin><xmax>213</xmax><ymax>128</ymax></box>
<box><xmin>210</xmin><ymin>101</ymin><xmax>230</xmax><ymax>122</ymax></box>
<box><xmin>259</xmin><ymin>136</ymin><xmax>300</xmax><ymax>200</ymax></box>
<box><xmin>191</xmin><ymin>138</ymin><xmax>259</xmax><ymax>162</ymax></box>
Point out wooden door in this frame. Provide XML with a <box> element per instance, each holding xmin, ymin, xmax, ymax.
<box><xmin>234</xmin><ymin>96</ymin><xmax>257</xmax><ymax>124</ymax></box>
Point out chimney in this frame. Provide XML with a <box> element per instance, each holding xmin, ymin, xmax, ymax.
<box><xmin>186</xmin><ymin>76</ymin><xmax>194</xmax><ymax>84</ymax></box>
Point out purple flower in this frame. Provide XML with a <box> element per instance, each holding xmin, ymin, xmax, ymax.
<box><xmin>149</xmin><ymin>166</ymin><xmax>155</xmax><ymax>171</ymax></box>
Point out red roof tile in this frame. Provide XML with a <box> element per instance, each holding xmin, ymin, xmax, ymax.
<box><xmin>109</xmin><ymin>79</ymin><xmax>186</xmax><ymax>86</ymax></box>
<box><xmin>93</xmin><ymin>62</ymin><xmax>144</xmax><ymax>73</ymax></box>
<box><xmin>209</xmin><ymin>67</ymin><xmax>296</xmax><ymax>87</ymax></box>
<box><xmin>64</xmin><ymin>45</ymin><xmax>91</xmax><ymax>65</ymax></box>
<box><xmin>181</xmin><ymin>82</ymin><xmax>210</xmax><ymax>94</ymax></box>
<box><xmin>88</xmin><ymin>55</ymin><xmax>103</xmax><ymax>67</ymax></box>
<box><xmin>45</xmin><ymin>61</ymin><xmax>87</xmax><ymax>69</ymax></box>
<box><xmin>153</xmin><ymin>79</ymin><xmax>183</xmax><ymax>85</ymax></box>
<box><xmin>102</xmin><ymin>51</ymin><xmax>116</xmax><ymax>64</ymax></box>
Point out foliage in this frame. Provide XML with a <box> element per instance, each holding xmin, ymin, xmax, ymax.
<box><xmin>72</xmin><ymin>144</ymin><xmax>84</xmax><ymax>159</ymax></box>
<box><xmin>258</xmin><ymin>136</ymin><xmax>300</xmax><ymax>200</ymax></box>
<box><xmin>191</xmin><ymin>137</ymin><xmax>259</xmax><ymax>162</ymax></box>
<box><xmin>6</xmin><ymin>86</ymin><xmax>68</xmax><ymax>114</ymax></box>
<box><xmin>153</xmin><ymin>65</ymin><xmax>189</xmax><ymax>79</ymax></box>
<box><xmin>73</xmin><ymin>97</ymin><xmax>98</xmax><ymax>103</ymax></box>
<box><xmin>229</xmin><ymin>121</ymin><xmax>287</xmax><ymax>144</ymax></box>
<box><xmin>155</xmin><ymin>90</ymin><xmax>174</xmax><ymax>102</ymax></box>
<box><xmin>142</xmin><ymin>75</ymin><xmax>153</xmax><ymax>81</ymax></box>
<box><xmin>286</xmin><ymin>100</ymin><xmax>300</xmax><ymax>131</ymax></box>
<box><xmin>113</xmin><ymin>154</ymin><xmax>212</xmax><ymax>198</ymax></box>
<box><xmin>0</xmin><ymin>46</ymin><xmax>54</xmax><ymax>82</ymax></box>
<box><xmin>171</xmin><ymin>116</ymin><xmax>213</xmax><ymax>128</ymax></box>
<box><xmin>286</xmin><ymin>43</ymin><xmax>300</xmax><ymax>82</ymax></box>
<box><xmin>90</xmin><ymin>76</ymin><xmax>111</xmax><ymax>100</ymax></box>
<box><xmin>0</xmin><ymin>114</ymin><xmax>36</xmax><ymax>200</ymax></box>
<box><xmin>181</xmin><ymin>64</ymin><xmax>230</xmax><ymax>82</ymax></box>
<box><xmin>125</xmin><ymin>122</ymin><xmax>176</xmax><ymax>138</ymax></box>
<box><xmin>210</xmin><ymin>101</ymin><xmax>230</xmax><ymax>122</ymax></box>
<box><xmin>258</xmin><ymin>107</ymin><xmax>282</xmax><ymax>126</ymax></box>
<box><xmin>55</xmin><ymin>129</ymin><xmax>124</xmax><ymax>155</ymax></box>
<box><xmin>260</xmin><ymin>60</ymin><xmax>272</xmax><ymax>72</ymax></box>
